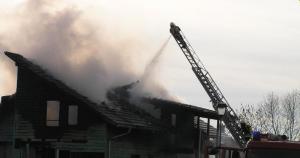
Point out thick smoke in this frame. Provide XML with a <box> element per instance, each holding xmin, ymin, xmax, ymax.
<box><xmin>0</xmin><ymin>0</ymin><xmax>174</xmax><ymax>102</ymax></box>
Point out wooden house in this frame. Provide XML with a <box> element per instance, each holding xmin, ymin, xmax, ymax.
<box><xmin>0</xmin><ymin>52</ymin><xmax>224</xmax><ymax>158</ymax></box>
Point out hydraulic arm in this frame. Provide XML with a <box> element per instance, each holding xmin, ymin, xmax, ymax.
<box><xmin>169</xmin><ymin>22</ymin><xmax>246</xmax><ymax>147</ymax></box>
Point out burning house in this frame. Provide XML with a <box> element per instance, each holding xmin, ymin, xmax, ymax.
<box><xmin>0</xmin><ymin>51</ymin><xmax>227</xmax><ymax>158</ymax></box>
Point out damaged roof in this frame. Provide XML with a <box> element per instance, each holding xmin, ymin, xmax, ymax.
<box><xmin>145</xmin><ymin>98</ymin><xmax>219</xmax><ymax>119</ymax></box>
<box><xmin>4</xmin><ymin>51</ymin><xmax>164</xmax><ymax>131</ymax></box>
<box><xmin>4</xmin><ymin>51</ymin><xmax>221</xmax><ymax>132</ymax></box>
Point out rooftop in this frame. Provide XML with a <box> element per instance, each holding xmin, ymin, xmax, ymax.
<box><xmin>3</xmin><ymin>51</ymin><xmax>221</xmax><ymax>132</ymax></box>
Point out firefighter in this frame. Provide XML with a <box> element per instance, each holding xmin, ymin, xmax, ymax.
<box><xmin>170</xmin><ymin>22</ymin><xmax>187</xmax><ymax>48</ymax></box>
<box><xmin>240</xmin><ymin>121</ymin><xmax>252</xmax><ymax>141</ymax></box>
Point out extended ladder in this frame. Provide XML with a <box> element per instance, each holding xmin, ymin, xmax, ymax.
<box><xmin>169</xmin><ymin>22</ymin><xmax>246</xmax><ymax>147</ymax></box>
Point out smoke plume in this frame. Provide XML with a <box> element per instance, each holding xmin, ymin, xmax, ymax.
<box><xmin>0</xmin><ymin>0</ymin><xmax>174</xmax><ymax>102</ymax></box>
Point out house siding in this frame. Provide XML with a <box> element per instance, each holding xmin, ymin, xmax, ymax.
<box><xmin>161</xmin><ymin>108</ymin><xmax>195</xmax><ymax>150</ymax></box>
<box><xmin>110</xmin><ymin>135</ymin><xmax>158</xmax><ymax>158</ymax></box>
<box><xmin>0</xmin><ymin>144</ymin><xmax>13</xmax><ymax>158</ymax></box>
<box><xmin>14</xmin><ymin>111</ymin><xmax>108</xmax><ymax>153</ymax></box>
<box><xmin>10</xmin><ymin>61</ymin><xmax>109</xmax><ymax>157</ymax></box>
<box><xmin>13</xmin><ymin>112</ymin><xmax>108</xmax><ymax>157</ymax></box>
<box><xmin>15</xmin><ymin>112</ymin><xmax>35</xmax><ymax>140</ymax></box>
<box><xmin>0</xmin><ymin>110</ymin><xmax>14</xmax><ymax>158</ymax></box>
<box><xmin>15</xmin><ymin>66</ymin><xmax>102</xmax><ymax>135</ymax></box>
<box><xmin>52</xmin><ymin>123</ymin><xmax>107</xmax><ymax>153</ymax></box>
<box><xmin>0</xmin><ymin>112</ymin><xmax>14</xmax><ymax>142</ymax></box>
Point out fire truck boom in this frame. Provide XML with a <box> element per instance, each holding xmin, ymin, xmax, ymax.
<box><xmin>169</xmin><ymin>22</ymin><xmax>247</xmax><ymax>148</ymax></box>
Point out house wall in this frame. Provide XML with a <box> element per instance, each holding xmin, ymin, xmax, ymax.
<box><xmin>0</xmin><ymin>143</ymin><xmax>13</xmax><ymax>158</ymax></box>
<box><xmin>110</xmin><ymin>131</ymin><xmax>162</xmax><ymax>158</ymax></box>
<box><xmin>15</xmin><ymin>67</ymin><xmax>100</xmax><ymax>138</ymax></box>
<box><xmin>10</xmin><ymin>111</ymin><xmax>108</xmax><ymax>158</ymax></box>
<box><xmin>52</xmin><ymin>123</ymin><xmax>107</xmax><ymax>153</ymax></box>
<box><xmin>110</xmin><ymin>131</ymin><xmax>197</xmax><ymax>158</ymax></box>
<box><xmin>161</xmin><ymin>107</ymin><xmax>195</xmax><ymax>150</ymax></box>
<box><xmin>9</xmin><ymin>65</ymin><xmax>109</xmax><ymax>157</ymax></box>
<box><xmin>3</xmin><ymin>64</ymin><xmax>215</xmax><ymax>158</ymax></box>
<box><xmin>0</xmin><ymin>111</ymin><xmax>14</xmax><ymax>142</ymax></box>
<box><xmin>13</xmin><ymin>112</ymin><xmax>108</xmax><ymax>152</ymax></box>
<box><xmin>0</xmin><ymin>100</ymin><xmax>14</xmax><ymax>158</ymax></box>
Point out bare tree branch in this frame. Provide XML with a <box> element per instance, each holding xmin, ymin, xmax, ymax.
<box><xmin>282</xmin><ymin>90</ymin><xmax>300</xmax><ymax>140</ymax></box>
<box><xmin>237</xmin><ymin>91</ymin><xmax>300</xmax><ymax>140</ymax></box>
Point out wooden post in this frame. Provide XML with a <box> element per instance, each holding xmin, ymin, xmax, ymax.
<box><xmin>217</xmin><ymin>120</ymin><xmax>220</xmax><ymax>145</ymax></box>
<box><xmin>195</xmin><ymin>116</ymin><xmax>200</xmax><ymax>158</ymax></box>
<box><xmin>12</xmin><ymin>104</ymin><xmax>17</xmax><ymax>158</ymax></box>
<box><xmin>219</xmin><ymin>122</ymin><xmax>222</xmax><ymax>146</ymax></box>
<box><xmin>26</xmin><ymin>143</ymin><xmax>30</xmax><ymax>158</ymax></box>
<box><xmin>216</xmin><ymin>120</ymin><xmax>220</xmax><ymax>158</ymax></box>
<box><xmin>206</xmin><ymin>118</ymin><xmax>210</xmax><ymax>140</ymax></box>
<box><xmin>205</xmin><ymin>118</ymin><xmax>210</xmax><ymax>158</ymax></box>
<box><xmin>199</xmin><ymin>124</ymin><xmax>203</xmax><ymax>158</ymax></box>
<box><xmin>197</xmin><ymin>116</ymin><xmax>201</xmax><ymax>158</ymax></box>
<box><xmin>55</xmin><ymin>148</ymin><xmax>59</xmax><ymax>158</ymax></box>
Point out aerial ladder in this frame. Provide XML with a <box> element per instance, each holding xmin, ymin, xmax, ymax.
<box><xmin>169</xmin><ymin>22</ymin><xmax>247</xmax><ymax>148</ymax></box>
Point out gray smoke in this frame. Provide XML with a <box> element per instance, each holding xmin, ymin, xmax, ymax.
<box><xmin>0</xmin><ymin>0</ymin><xmax>173</xmax><ymax>102</ymax></box>
<box><xmin>140</xmin><ymin>36</ymin><xmax>171</xmax><ymax>82</ymax></box>
<box><xmin>131</xmin><ymin>36</ymin><xmax>176</xmax><ymax>100</ymax></box>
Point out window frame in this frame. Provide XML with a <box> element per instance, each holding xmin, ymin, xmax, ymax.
<box><xmin>46</xmin><ymin>100</ymin><xmax>60</xmax><ymax>127</ymax></box>
<box><xmin>68</xmin><ymin>105</ymin><xmax>79</xmax><ymax>126</ymax></box>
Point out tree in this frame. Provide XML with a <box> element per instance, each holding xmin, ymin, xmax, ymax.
<box><xmin>237</xmin><ymin>90</ymin><xmax>300</xmax><ymax>140</ymax></box>
<box><xmin>237</xmin><ymin>104</ymin><xmax>268</xmax><ymax>133</ymax></box>
<box><xmin>260</xmin><ymin>92</ymin><xmax>282</xmax><ymax>134</ymax></box>
<box><xmin>282</xmin><ymin>90</ymin><xmax>300</xmax><ymax>140</ymax></box>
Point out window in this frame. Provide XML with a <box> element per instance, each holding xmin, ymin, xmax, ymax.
<box><xmin>46</xmin><ymin>101</ymin><xmax>60</xmax><ymax>126</ymax></box>
<box><xmin>171</xmin><ymin>113</ymin><xmax>176</xmax><ymax>126</ymax></box>
<box><xmin>68</xmin><ymin>105</ymin><xmax>78</xmax><ymax>125</ymax></box>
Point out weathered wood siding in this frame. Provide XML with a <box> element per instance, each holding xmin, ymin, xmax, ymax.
<box><xmin>111</xmin><ymin>134</ymin><xmax>158</xmax><ymax>158</ymax></box>
<box><xmin>15</xmin><ymin>112</ymin><xmax>35</xmax><ymax>140</ymax></box>
<box><xmin>12</xmin><ymin>62</ymin><xmax>108</xmax><ymax>155</ymax></box>
<box><xmin>0</xmin><ymin>143</ymin><xmax>13</xmax><ymax>158</ymax></box>
<box><xmin>15</xmin><ymin>65</ymin><xmax>104</xmax><ymax>135</ymax></box>
<box><xmin>14</xmin><ymin>111</ymin><xmax>107</xmax><ymax>153</ymax></box>
<box><xmin>0</xmin><ymin>111</ymin><xmax>14</xmax><ymax>142</ymax></box>
<box><xmin>161</xmin><ymin>107</ymin><xmax>195</xmax><ymax>150</ymax></box>
<box><xmin>52</xmin><ymin>123</ymin><xmax>107</xmax><ymax>153</ymax></box>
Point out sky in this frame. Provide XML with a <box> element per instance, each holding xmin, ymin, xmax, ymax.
<box><xmin>0</xmin><ymin>0</ymin><xmax>300</xmax><ymax>111</ymax></box>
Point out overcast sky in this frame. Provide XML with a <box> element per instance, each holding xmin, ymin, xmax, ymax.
<box><xmin>0</xmin><ymin>0</ymin><xmax>300</xmax><ymax>110</ymax></box>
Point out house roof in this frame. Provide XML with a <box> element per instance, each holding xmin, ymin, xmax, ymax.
<box><xmin>144</xmin><ymin>98</ymin><xmax>220</xmax><ymax>120</ymax></box>
<box><xmin>4</xmin><ymin>51</ymin><xmax>222</xmax><ymax>132</ymax></box>
<box><xmin>4</xmin><ymin>51</ymin><xmax>164</xmax><ymax>131</ymax></box>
